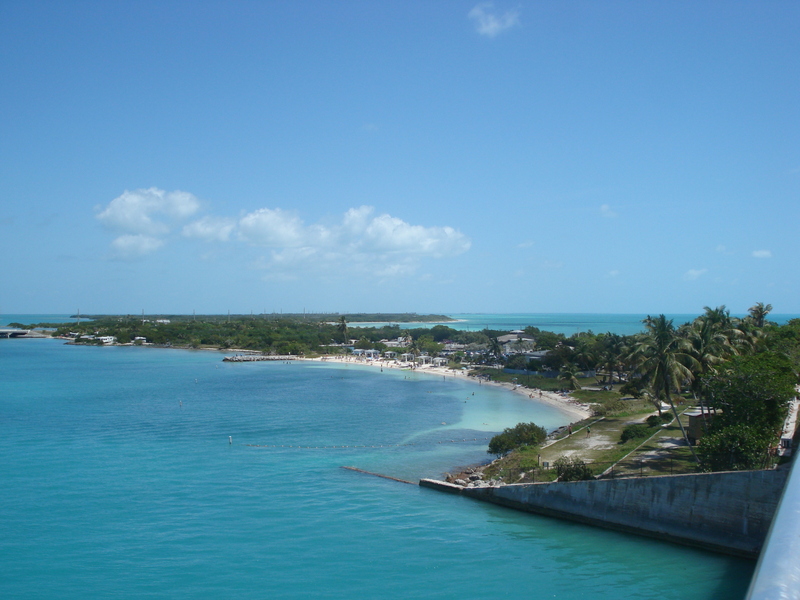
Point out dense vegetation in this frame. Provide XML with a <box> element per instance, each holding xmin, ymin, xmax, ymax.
<box><xmin>487</xmin><ymin>422</ymin><xmax>548</xmax><ymax>457</ymax></box>
<box><xmin>488</xmin><ymin>303</ymin><xmax>800</xmax><ymax>474</ymax></box>
<box><xmin>45</xmin><ymin>315</ymin><xmax>467</xmax><ymax>355</ymax></box>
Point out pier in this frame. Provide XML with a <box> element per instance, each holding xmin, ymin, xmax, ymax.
<box><xmin>222</xmin><ymin>354</ymin><xmax>301</xmax><ymax>362</ymax></box>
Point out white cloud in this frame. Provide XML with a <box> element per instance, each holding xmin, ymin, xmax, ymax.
<box><xmin>600</xmin><ymin>204</ymin><xmax>617</xmax><ymax>218</ymax></box>
<box><xmin>752</xmin><ymin>249</ymin><xmax>772</xmax><ymax>258</ymax></box>
<box><xmin>342</xmin><ymin>205</ymin><xmax>375</xmax><ymax>234</ymax></box>
<box><xmin>182</xmin><ymin>216</ymin><xmax>236</xmax><ymax>242</ymax></box>
<box><xmin>97</xmin><ymin>188</ymin><xmax>201</xmax><ymax>259</ymax></box>
<box><xmin>238</xmin><ymin>208</ymin><xmax>305</xmax><ymax>247</ymax></box>
<box><xmin>608</xmin><ymin>270</ymin><xmax>620</xmax><ymax>277</ymax></box>
<box><xmin>96</xmin><ymin>189</ymin><xmax>470</xmax><ymax>274</ymax></box>
<box><xmin>684</xmin><ymin>268</ymin><xmax>708</xmax><ymax>281</ymax></box>
<box><xmin>361</xmin><ymin>213</ymin><xmax>469</xmax><ymax>257</ymax></box>
<box><xmin>97</xmin><ymin>188</ymin><xmax>200</xmax><ymax>235</ymax></box>
<box><xmin>111</xmin><ymin>234</ymin><xmax>164</xmax><ymax>258</ymax></box>
<box><xmin>516</xmin><ymin>240</ymin><xmax>534</xmax><ymax>249</ymax></box>
<box><xmin>244</xmin><ymin>205</ymin><xmax>470</xmax><ymax>276</ymax></box>
<box><xmin>468</xmin><ymin>3</ymin><xmax>520</xmax><ymax>38</ymax></box>
<box><xmin>374</xmin><ymin>260</ymin><xmax>418</xmax><ymax>278</ymax></box>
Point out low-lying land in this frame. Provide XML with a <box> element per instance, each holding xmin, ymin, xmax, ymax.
<box><xmin>28</xmin><ymin>305</ymin><xmax>800</xmax><ymax>480</ymax></box>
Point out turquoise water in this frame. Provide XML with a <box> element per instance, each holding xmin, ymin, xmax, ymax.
<box><xmin>0</xmin><ymin>338</ymin><xmax>753</xmax><ymax>599</ymax></box>
<box><xmin>348</xmin><ymin>313</ymin><xmax>800</xmax><ymax>336</ymax></box>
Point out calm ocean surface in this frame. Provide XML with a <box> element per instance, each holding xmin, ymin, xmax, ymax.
<box><xmin>1</xmin><ymin>335</ymin><xmax>754</xmax><ymax>599</ymax></box>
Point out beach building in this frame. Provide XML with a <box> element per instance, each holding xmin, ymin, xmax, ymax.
<box><xmin>444</xmin><ymin>342</ymin><xmax>466</xmax><ymax>351</ymax></box>
<box><xmin>686</xmin><ymin>408</ymin><xmax>716</xmax><ymax>445</ymax></box>
<box><xmin>353</xmin><ymin>349</ymin><xmax>380</xmax><ymax>358</ymax></box>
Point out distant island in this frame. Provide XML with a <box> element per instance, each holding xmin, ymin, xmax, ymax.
<box><xmin>68</xmin><ymin>312</ymin><xmax>456</xmax><ymax>324</ymax></box>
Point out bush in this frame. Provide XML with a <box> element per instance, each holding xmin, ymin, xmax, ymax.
<box><xmin>619</xmin><ymin>380</ymin><xmax>645</xmax><ymax>398</ymax></box>
<box><xmin>698</xmin><ymin>424</ymin><xmax>773</xmax><ymax>472</ymax></box>
<box><xmin>645</xmin><ymin>415</ymin><xmax>661</xmax><ymax>427</ymax></box>
<box><xmin>488</xmin><ymin>422</ymin><xmax>548</xmax><ymax>456</ymax></box>
<box><xmin>645</xmin><ymin>414</ymin><xmax>670</xmax><ymax>427</ymax></box>
<box><xmin>554</xmin><ymin>456</ymin><xmax>594</xmax><ymax>481</ymax></box>
<box><xmin>645</xmin><ymin>413</ymin><xmax>671</xmax><ymax>427</ymax></box>
<box><xmin>620</xmin><ymin>423</ymin><xmax>651</xmax><ymax>443</ymax></box>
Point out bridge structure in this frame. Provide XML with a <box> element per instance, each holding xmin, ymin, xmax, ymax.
<box><xmin>0</xmin><ymin>328</ymin><xmax>32</xmax><ymax>338</ymax></box>
<box><xmin>745</xmin><ymin>428</ymin><xmax>800</xmax><ymax>599</ymax></box>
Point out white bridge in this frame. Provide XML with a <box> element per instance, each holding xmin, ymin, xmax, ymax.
<box><xmin>0</xmin><ymin>328</ymin><xmax>32</xmax><ymax>338</ymax></box>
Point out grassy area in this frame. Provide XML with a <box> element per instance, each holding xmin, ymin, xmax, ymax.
<box><xmin>481</xmin><ymin>405</ymin><xmax>709</xmax><ymax>483</ymax></box>
<box><xmin>570</xmin><ymin>388</ymin><xmax>620</xmax><ymax>403</ymax></box>
<box><xmin>463</xmin><ymin>369</ymin><xmax>727</xmax><ymax>484</ymax></box>
<box><xmin>608</xmin><ymin>420</ymin><xmax>700</xmax><ymax>477</ymax></box>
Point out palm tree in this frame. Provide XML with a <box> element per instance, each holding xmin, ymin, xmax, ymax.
<box><xmin>488</xmin><ymin>337</ymin><xmax>504</xmax><ymax>363</ymax></box>
<box><xmin>701</xmin><ymin>305</ymin><xmax>759</xmax><ymax>356</ymax></box>
<box><xmin>597</xmin><ymin>333</ymin><xmax>625</xmax><ymax>383</ymax></box>
<box><xmin>572</xmin><ymin>337</ymin><xmax>597</xmax><ymax>372</ymax></box>
<box><xmin>683</xmin><ymin>315</ymin><xmax>735</xmax><ymax>421</ymax></box>
<box><xmin>337</xmin><ymin>316</ymin><xmax>349</xmax><ymax>345</ymax></box>
<box><xmin>558</xmin><ymin>362</ymin><xmax>582</xmax><ymax>390</ymax></box>
<box><xmin>632</xmin><ymin>315</ymin><xmax>700</xmax><ymax>463</ymax></box>
<box><xmin>748</xmin><ymin>302</ymin><xmax>773</xmax><ymax>328</ymax></box>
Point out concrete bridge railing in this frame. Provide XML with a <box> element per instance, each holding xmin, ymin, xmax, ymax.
<box><xmin>745</xmin><ymin>451</ymin><xmax>800</xmax><ymax>599</ymax></box>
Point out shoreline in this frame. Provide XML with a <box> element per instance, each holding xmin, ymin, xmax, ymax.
<box><xmin>301</xmin><ymin>354</ymin><xmax>592</xmax><ymax>423</ymax></box>
<box><xmin>50</xmin><ymin>335</ymin><xmax>592</xmax><ymax>422</ymax></box>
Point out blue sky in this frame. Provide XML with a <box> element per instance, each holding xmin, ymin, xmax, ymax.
<box><xmin>2</xmin><ymin>1</ymin><xmax>798</xmax><ymax>316</ymax></box>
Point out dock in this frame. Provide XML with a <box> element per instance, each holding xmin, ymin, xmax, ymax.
<box><xmin>222</xmin><ymin>354</ymin><xmax>301</xmax><ymax>362</ymax></box>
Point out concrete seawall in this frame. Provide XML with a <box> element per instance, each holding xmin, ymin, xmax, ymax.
<box><xmin>421</xmin><ymin>469</ymin><xmax>789</xmax><ymax>558</ymax></box>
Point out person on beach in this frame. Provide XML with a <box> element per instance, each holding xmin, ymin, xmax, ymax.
<box><xmin>568</xmin><ymin>424</ymin><xmax>572</xmax><ymax>436</ymax></box>
<box><xmin>586</xmin><ymin>426</ymin><xmax>591</xmax><ymax>437</ymax></box>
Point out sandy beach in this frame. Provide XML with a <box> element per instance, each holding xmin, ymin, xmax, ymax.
<box><xmin>302</xmin><ymin>355</ymin><xmax>593</xmax><ymax>422</ymax></box>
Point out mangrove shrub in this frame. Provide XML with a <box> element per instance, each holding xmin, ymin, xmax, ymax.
<box><xmin>487</xmin><ymin>422</ymin><xmax>548</xmax><ymax>456</ymax></box>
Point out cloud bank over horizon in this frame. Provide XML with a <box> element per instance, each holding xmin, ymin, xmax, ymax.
<box><xmin>96</xmin><ymin>188</ymin><xmax>471</xmax><ymax>277</ymax></box>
